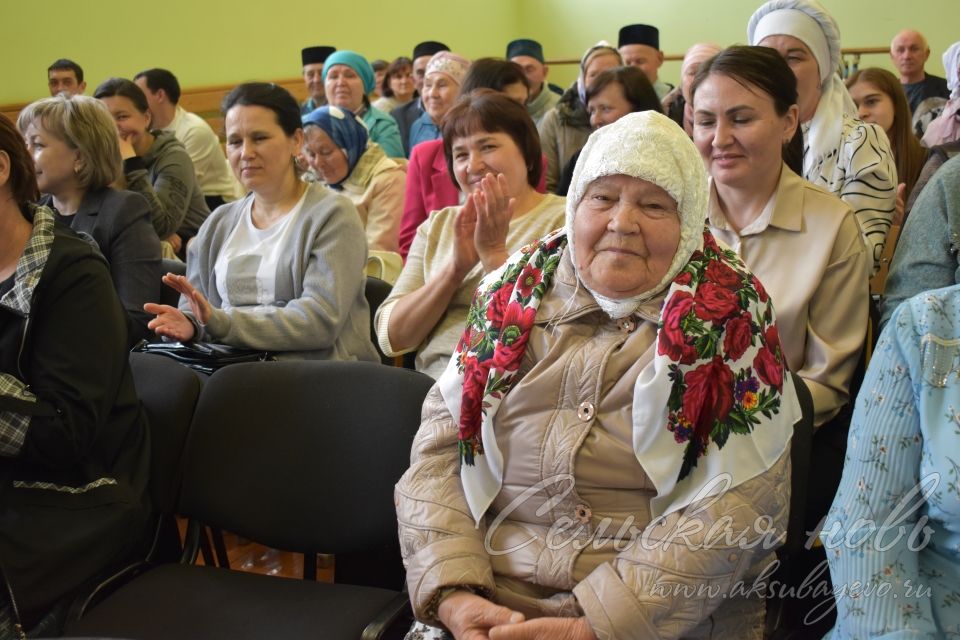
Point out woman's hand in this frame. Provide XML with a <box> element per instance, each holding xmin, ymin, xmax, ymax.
<box><xmin>117</xmin><ymin>133</ymin><xmax>137</xmax><ymax>160</ymax></box>
<box><xmin>893</xmin><ymin>182</ymin><xmax>906</xmax><ymax>226</ymax></box>
<box><xmin>451</xmin><ymin>196</ymin><xmax>481</xmax><ymax>279</ymax></box>
<box><xmin>489</xmin><ymin>617</ymin><xmax>596</xmax><ymax>640</ymax></box>
<box><xmin>473</xmin><ymin>173</ymin><xmax>514</xmax><ymax>273</ymax></box>
<box><xmin>164</xmin><ymin>233</ymin><xmax>183</xmax><ymax>255</ymax></box>
<box><xmin>161</xmin><ymin>273</ymin><xmax>213</xmax><ymax>325</ymax></box>
<box><xmin>143</xmin><ymin>304</ymin><xmax>196</xmax><ymax>342</ymax></box>
<box><xmin>437</xmin><ymin>591</ymin><xmax>524</xmax><ymax>640</ymax></box>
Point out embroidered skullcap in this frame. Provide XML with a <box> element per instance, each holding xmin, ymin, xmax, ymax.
<box><xmin>302</xmin><ymin>46</ymin><xmax>336</xmax><ymax>67</ymax></box>
<box><xmin>425</xmin><ymin>52</ymin><xmax>471</xmax><ymax>86</ymax></box>
<box><xmin>567</xmin><ymin>111</ymin><xmax>707</xmax><ymax>300</ymax></box>
<box><xmin>748</xmin><ymin>0</ymin><xmax>840</xmax><ymax>83</ymax></box>
<box><xmin>302</xmin><ymin>105</ymin><xmax>369</xmax><ymax>186</ymax></box>
<box><xmin>322</xmin><ymin>51</ymin><xmax>376</xmax><ymax>94</ymax></box>
<box><xmin>618</xmin><ymin>24</ymin><xmax>661</xmax><ymax>50</ymax></box>
<box><xmin>412</xmin><ymin>41</ymin><xmax>449</xmax><ymax>61</ymax></box>
<box><xmin>506</xmin><ymin>39</ymin><xmax>545</xmax><ymax>63</ymax></box>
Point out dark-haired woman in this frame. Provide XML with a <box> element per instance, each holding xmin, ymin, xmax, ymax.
<box><xmin>143</xmin><ymin>83</ymin><xmax>378</xmax><ymax>362</ymax></box>
<box><xmin>0</xmin><ymin>113</ymin><xmax>149</xmax><ymax>636</ymax></box>
<box><xmin>373</xmin><ymin>57</ymin><xmax>415</xmax><ymax>115</ymax></box>
<box><xmin>556</xmin><ymin>65</ymin><xmax>662</xmax><ymax>195</ymax></box>
<box><xmin>692</xmin><ymin>45</ymin><xmax>868</xmax><ymax>429</ymax></box>
<box><xmin>375</xmin><ymin>90</ymin><xmax>565</xmax><ymax>379</ymax></box>
<box><xmin>94</xmin><ymin>77</ymin><xmax>209</xmax><ymax>255</ymax></box>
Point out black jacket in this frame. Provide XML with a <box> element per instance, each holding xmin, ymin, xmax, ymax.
<box><xmin>41</xmin><ymin>187</ymin><xmax>162</xmax><ymax>344</ymax></box>
<box><xmin>391</xmin><ymin>98</ymin><xmax>425</xmax><ymax>157</ymax></box>
<box><xmin>0</xmin><ymin>205</ymin><xmax>149</xmax><ymax>629</ymax></box>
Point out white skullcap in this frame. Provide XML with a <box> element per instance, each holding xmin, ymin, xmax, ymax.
<box><xmin>748</xmin><ymin>0</ymin><xmax>841</xmax><ymax>83</ymax></box>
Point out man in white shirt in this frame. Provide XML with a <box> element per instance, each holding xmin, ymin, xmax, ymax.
<box><xmin>618</xmin><ymin>24</ymin><xmax>674</xmax><ymax>100</ymax></box>
<box><xmin>134</xmin><ymin>68</ymin><xmax>241</xmax><ymax>209</ymax></box>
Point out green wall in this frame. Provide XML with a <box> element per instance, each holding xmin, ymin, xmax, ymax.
<box><xmin>3</xmin><ymin>0</ymin><xmax>956</xmax><ymax>105</ymax></box>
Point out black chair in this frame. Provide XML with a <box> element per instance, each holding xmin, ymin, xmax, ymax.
<box><xmin>66</xmin><ymin>360</ymin><xmax>434</xmax><ymax>640</ymax></box>
<box><xmin>764</xmin><ymin>373</ymin><xmax>817</xmax><ymax>640</ymax></box>
<box><xmin>158</xmin><ymin>259</ymin><xmax>186</xmax><ymax>308</ymax></box>
<box><xmin>129</xmin><ymin>351</ymin><xmax>205</xmax><ymax>562</ymax></box>
<box><xmin>365</xmin><ymin>276</ymin><xmax>395</xmax><ymax>365</ymax></box>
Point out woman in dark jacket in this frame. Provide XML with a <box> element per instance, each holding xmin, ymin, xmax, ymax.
<box><xmin>18</xmin><ymin>94</ymin><xmax>161</xmax><ymax>343</ymax></box>
<box><xmin>0</xmin><ymin>114</ymin><xmax>149</xmax><ymax>638</ymax></box>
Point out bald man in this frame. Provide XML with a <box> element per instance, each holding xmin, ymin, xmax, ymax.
<box><xmin>891</xmin><ymin>29</ymin><xmax>950</xmax><ymax>113</ymax></box>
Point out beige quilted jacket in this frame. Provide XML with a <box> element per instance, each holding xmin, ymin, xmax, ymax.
<box><xmin>395</xmin><ymin>252</ymin><xmax>792</xmax><ymax>639</ymax></box>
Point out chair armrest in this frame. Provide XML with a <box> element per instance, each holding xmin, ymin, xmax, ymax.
<box><xmin>361</xmin><ymin>589</ymin><xmax>413</xmax><ymax>640</ymax></box>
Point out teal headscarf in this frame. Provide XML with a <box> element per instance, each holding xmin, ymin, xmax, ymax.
<box><xmin>322</xmin><ymin>50</ymin><xmax>376</xmax><ymax>94</ymax></box>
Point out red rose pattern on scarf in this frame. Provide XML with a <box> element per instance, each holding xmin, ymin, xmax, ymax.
<box><xmin>453</xmin><ymin>228</ymin><xmax>787</xmax><ymax>482</ymax></box>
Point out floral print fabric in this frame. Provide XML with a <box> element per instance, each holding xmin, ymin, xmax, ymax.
<box><xmin>439</xmin><ymin>227</ymin><xmax>798</xmax><ymax>523</ymax></box>
<box><xmin>821</xmin><ymin>285</ymin><xmax>960</xmax><ymax>638</ymax></box>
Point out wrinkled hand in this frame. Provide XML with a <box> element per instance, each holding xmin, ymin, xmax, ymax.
<box><xmin>489</xmin><ymin>616</ymin><xmax>596</xmax><ymax>640</ymax></box>
<box><xmin>473</xmin><ymin>173</ymin><xmax>514</xmax><ymax>273</ymax></box>
<box><xmin>893</xmin><ymin>182</ymin><xmax>906</xmax><ymax>226</ymax></box>
<box><xmin>437</xmin><ymin>591</ymin><xmax>524</xmax><ymax>640</ymax></box>
<box><xmin>451</xmin><ymin>196</ymin><xmax>481</xmax><ymax>279</ymax></box>
<box><xmin>165</xmin><ymin>233</ymin><xmax>183</xmax><ymax>255</ymax></box>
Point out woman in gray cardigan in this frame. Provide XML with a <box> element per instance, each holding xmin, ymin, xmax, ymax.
<box><xmin>143</xmin><ymin>83</ymin><xmax>378</xmax><ymax>362</ymax></box>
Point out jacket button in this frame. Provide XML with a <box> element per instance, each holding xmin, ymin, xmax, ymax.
<box><xmin>577</xmin><ymin>401</ymin><xmax>595</xmax><ymax>421</ymax></box>
<box><xmin>574</xmin><ymin>503</ymin><xmax>592</xmax><ymax>524</ymax></box>
<box><xmin>617</xmin><ymin>317</ymin><xmax>636</xmax><ymax>333</ymax></box>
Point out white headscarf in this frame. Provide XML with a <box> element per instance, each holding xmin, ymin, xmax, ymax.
<box><xmin>922</xmin><ymin>41</ymin><xmax>960</xmax><ymax>147</ymax></box>
<box><xmin>748</xmin><ymin>0</ymin><xmax>857</xmax><ymax>177</ymax></box>
<box><xmin>577</xmin><ymin>41</ymin><xmax>622</xmax><ymax>104</ymax></box>
<box><xmin>566</xmin><ymin>111</ymin><xmax>708</xmax><ymax>316</ymax></box>
<box><xmin>944</xmin><ymin>41</ymin><xmax>960</xmax><ymax>100</ymax></box>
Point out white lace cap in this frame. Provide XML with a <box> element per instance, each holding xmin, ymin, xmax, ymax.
<box><xmin>566</xmin><ymin>111</ymin><xmax>708</xmax><ymax>304</ymax></box>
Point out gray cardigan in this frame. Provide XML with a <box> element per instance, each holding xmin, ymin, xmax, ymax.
<box><xmin>881</xmin><ymin>154</ymin><xmax>960</xmax><ymax>328</ymax></box>
<box><xmin>182</xmin><ymin>182</ymin><xmax>379</xmax><ymax>362</ymax></box>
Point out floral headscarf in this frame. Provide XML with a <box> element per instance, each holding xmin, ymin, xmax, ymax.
<box><xmin>439</xmin><ymin>113</ymin><xmax>800</xmax><ymax>524</ymax></box>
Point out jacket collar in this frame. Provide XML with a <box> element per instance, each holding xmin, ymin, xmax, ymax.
<box><xmin>707</xmin><ymin>164</ymin><xmax>804</xmax><ymax>235</ymax></box>
<box><xmin>343</xmin><ymin>144</ymin><xmax>394</xmax><ymax>191</ymax></box>
<box><xmin>0</xmin><ymin>205</ymin><xmax>55</xmax><ymax>317</ymax></box>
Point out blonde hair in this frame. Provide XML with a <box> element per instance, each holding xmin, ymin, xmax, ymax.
<box><xmin>17</xmin><ymin>94</ymin><xmax>122</xmax><ymax>191</ymax></box>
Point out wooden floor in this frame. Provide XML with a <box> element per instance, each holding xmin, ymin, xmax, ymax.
<box><xmin>178</xmin><ymin>518</ymin><xmax>335</xmax><ymax>582</ymax></box>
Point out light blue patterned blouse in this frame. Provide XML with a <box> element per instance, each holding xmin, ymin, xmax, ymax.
<box><xmin>821</xmin><ymin>284</ymin><xmax>960</xmax><ymax>639</ymax></box>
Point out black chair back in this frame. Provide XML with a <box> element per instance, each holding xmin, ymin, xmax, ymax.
<box><xmin>178</xmin><ymin>361</ymin><xmax>433</xmax><ymax>556</ymax></box>
<box><xmin>159</xmin><ymin>259</ymin><xmax>186</xmax><ymax>308</ymax></box>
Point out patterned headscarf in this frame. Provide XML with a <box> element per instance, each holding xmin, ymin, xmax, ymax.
<box><xmin>302</xmin><ymin>105</ymin><xmax>369</xmax><ymax>186</ymax></box>
<box><xmin>425</xmin><ymin>51</ymin><xmax>470</xmax><ymax>87</ymax></box>
<box><xmin>439</xmin><ymin>112</ymin><xmax>799</xmax><ymax>524</ymax></box>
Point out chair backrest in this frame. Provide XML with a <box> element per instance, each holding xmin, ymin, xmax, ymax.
<box><xmin>159</xmin><ymin>259</ymin><xmax>186</xmax><ymax>308</ymax></box>
<box><xmin>365</xmin><ymin>276</ymin><xmax>394</xmax><ymax>365</ymax></box>
<box><xmin>128</xmin><ymin>352</ymin><xmax>204</xmax><ymax>513</ymax></box>
<box><xmin>178</xmin><ymin>361</ymin><xmax>434</xmax><ymax>556</ymax></box>
<box><xmin>783</xmin><ymin>372</ymin><xmax>814</xmax><ymax>559</ymax></box>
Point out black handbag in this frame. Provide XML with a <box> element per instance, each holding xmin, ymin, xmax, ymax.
<box><xmin>133</xmin><ymin>341</ymin><xmax>275</xmax><ymax>374</ymax></box>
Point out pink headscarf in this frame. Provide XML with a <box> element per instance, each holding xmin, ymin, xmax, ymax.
<box><xmin>922</xmin><ymin>41</ymin><xmax>960</xmax><ymax>147</ymax></box>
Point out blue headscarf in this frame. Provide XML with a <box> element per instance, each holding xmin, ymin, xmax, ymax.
<box><xmin>322</xmin><ymin>50</ymin><xmax>376</xmax><ymax>94</ymax></box>
<box><xmin>302</xmin><ymin>105</ymin><xmax>370</xmax><ymax>186</ymax></box>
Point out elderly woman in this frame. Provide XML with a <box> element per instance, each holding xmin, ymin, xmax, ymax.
<box><xmin>376</xmin><ymin>91</ymin><xmax>565</xmax><ymax>379</ymax></box>
<box><xmin>408</xmin><ymin>52</ymin><xmax>471</xmax><ymax>152</ymax></box>
<box><xmin>748</xmin><ymin>0</ymin><xmax>897</xmax><ymax>273</ymax></box>
<box><xmin>94</xmin><ymin>78</ymin><xmax>210</xmax><ymax>256</ymax></box>
<box><xmin>0</xmin><ymin>113</ymin><xmax>149</xmax><ymax>636</ymax></box>
<box><xmin>322</xmin><ymin>51</ymin><xmax>404</xmax><ymax>159</ymax></box>
<box><xmin>819</xmin><ymin>284</ymin><xmax>960</xmax><ymax>639</ymax></box>
<box><xmin>396</xmin><ymin>111</ymin><xmax>799</xmax><ymax>639</ymax></box>
<box><xmin>302</xmin><ymin>105</ymin><xmax>405</xmax><ymax>253</ymax></box>
<box><xmin>17</xmin><ymin>94</ymin><xmax>161</xmax><ymax>343</ymax></box>
<box><xmin>144</xmin><ymin>83</ymin><xmax>378</xmax><ymax>362</ymax></box>
<box><xmin>539</xmin><ymin>42</ymin><xmax>622</xmax><ymax>192</ymax></box>
<box><xmin>663</xmin><ymin>43</ymin><xmax>723</xmax><ymax>135</ymax></box>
